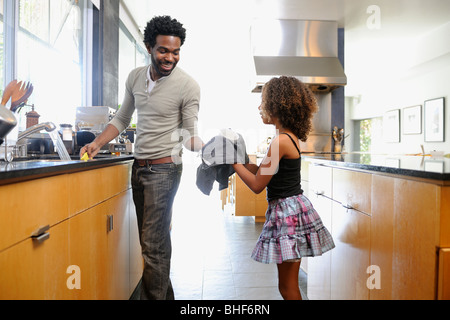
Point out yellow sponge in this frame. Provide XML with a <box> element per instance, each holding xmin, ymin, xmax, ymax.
<box><xmin>81</xmin><ymin>152</ymin><xmax>90</xmax><ymax>161</ymax></box>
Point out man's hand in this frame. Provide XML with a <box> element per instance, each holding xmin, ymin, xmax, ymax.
<box><xmin>78</xmin><ymin>124</ymin><xmax>120</xmax><ymax>159</ymax></box>
<box><xmin>79</xmin><ymin>141</ymin><xmax>101</xmax><ymax>160</ymax></box>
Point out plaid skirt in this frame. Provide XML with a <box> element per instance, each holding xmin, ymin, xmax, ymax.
<box><xmin>251</xmin><ymin>194</ymin><xmax>335</xmax><ymax>264</ymax></box>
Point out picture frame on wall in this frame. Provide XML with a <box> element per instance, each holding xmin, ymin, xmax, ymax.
<box><xmin>424</xmin><ymin>97</ymin><xmax>445</xmax><ymax>142</ymax></box>
<box><xmin>383</xmin><ymin>109</ymin><xmax>400</xmax><ymax>143</ymax></box>
<box><xmin>403</xmin><ymin>105</ymin><xmax>422</xmax><ymax>135</ymax></box>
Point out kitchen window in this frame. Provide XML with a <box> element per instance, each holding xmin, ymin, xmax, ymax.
<box><xmin>359</xmin><ymin>119</ymin><xmax>372</xmax><ymax>152</ymax></box>
<box><xmin>355</xmin><ymin>117</ymin><xmax>383</xmax><ymax>158</ymax></box>
<box><xmin>16</xmin><ymin>0</ymin><xmax>84</xmax><ymax>129</ymax></box>
<box><xmin>4</xmin><ymin>1</ymin><xmax>146</xmax><ymax>131</ymax></box>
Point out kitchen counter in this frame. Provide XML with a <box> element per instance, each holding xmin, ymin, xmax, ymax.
<box><xmin>303</xmin><ymin>153</ymin><xmax>450</xmax><ymax>182</ymax></box>
<box><xmin>303</xmin><ymin>152</ymin><xmax>450</xmax><ymax>300</ymax></box>
<box><xmin>0</xmin><ymin>154</ymin><xmax>134</xmax><ymax>186</ymax></box>
<box><xmin>0</xmin><ymin>155</ymin><xmax>141</xmax><ymax>299</ymax></box>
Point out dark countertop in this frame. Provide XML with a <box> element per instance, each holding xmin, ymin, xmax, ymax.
<box><xmin>0</xmin><ymin>154</ymin><xmax>134</xmax><ymax>186</ymax></box>
<box><xmin>303</xmin><ymin>153</ymin><xmax>450</xmax><ymax>182</ymax></box>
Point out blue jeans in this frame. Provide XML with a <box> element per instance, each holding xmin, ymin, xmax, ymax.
<box><xmin>131</xmin><ymin>160</ymin><xmax>182</xmax><ymax>300</ymax></box>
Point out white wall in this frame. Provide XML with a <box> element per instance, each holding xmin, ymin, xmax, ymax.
<box><xmin>345</xmin><ymin>22</ymin><xmax>450</xmax><ymax>154</ymax></box>
<box><xmin>142</xmin><ymin>0</ymin><xmax>276</xmax><ymax>153</ymax></box>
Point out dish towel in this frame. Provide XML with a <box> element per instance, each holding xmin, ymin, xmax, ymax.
<box><xmin>196</xmin><ymin>129</ymin><xmax>249</xmax><ymax>195</ymax></box>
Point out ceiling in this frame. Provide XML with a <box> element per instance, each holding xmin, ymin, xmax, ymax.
<box><xmin>123</xmin><ymin>0</ymin><xmax>450</xmax><ymax>39</ymax></box>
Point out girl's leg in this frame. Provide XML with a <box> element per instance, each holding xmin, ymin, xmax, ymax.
<box><xmin>277</xmin><ymin>260</ymin><xmax>302</xmax><ymax>300</ymax></box>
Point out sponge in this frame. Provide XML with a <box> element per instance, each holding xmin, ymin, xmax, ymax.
<box><xmin>81</xmin><ymin>152</ymin><xmax>90</xmax><ymax>161</ymax></box>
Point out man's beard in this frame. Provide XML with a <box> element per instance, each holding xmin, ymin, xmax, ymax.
<box><xmin>151</xmin><ymin>54</ymin><xmax>175</xmax><ymax>78</ymax></box>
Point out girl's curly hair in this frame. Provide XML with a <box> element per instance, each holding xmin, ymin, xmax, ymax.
<box><xmin>143</xmin><ymin>15</ymin><xmax>186</xmax><ymax>48</ymax></box>
<box><xmin>262</xmin><ymin>76</ymin><xmax>318</xmax><ymax>142</ymax></box>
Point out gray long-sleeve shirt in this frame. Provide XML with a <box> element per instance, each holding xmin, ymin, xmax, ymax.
<box><xmin>109</xmin><ymin>65</ymin><xmax>200</xmax><ymax>160</ymax></box>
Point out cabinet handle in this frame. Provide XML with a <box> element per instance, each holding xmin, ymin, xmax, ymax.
<box><xmin>342</xmin><ymin>203</ymin><xmax>355</xmax><ymax>210</ymax></box>
<box><xmin>315</xmin><ymin>191</ymin><xmax>325</xmax><ymax>196</ymax></box>
<box><xmin>31</xmin><ymin>225</ymin><xmax>50</xmax><ymax>244</ymax></box>
<box><xmin>107</xmin><ymin>215</ymin><xmax>114</xmax><ymax>232</ymax></box>
<box><xmin>31</xmin><ymin>225</ymin><xmax>50</xmax><ymax>237</ymax></box>
<box><xmin>32</xmin><ymin>232</ymin><xmax>50</xmax><ymax>244</ymax></box>
<box><xmin>341</xmin><ymin>203</ymin><xmax>371</xmax><ymax>217</ymax></box>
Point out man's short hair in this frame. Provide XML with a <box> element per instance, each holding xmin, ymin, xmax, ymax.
<box><xmin>143</xmin><ymin>15</ymin><xmax>186</xmax><ymax>48</ymax></box>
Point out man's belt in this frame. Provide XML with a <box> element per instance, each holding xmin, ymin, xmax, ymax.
<box><xmin>135</xmin><ymin>156</ymin><xmax>173</xmax><ymax>166</ymax></box>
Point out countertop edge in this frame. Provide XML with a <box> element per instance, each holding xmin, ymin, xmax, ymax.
<box><xmin>0</xmin><ymin>156</ymin><xmax>135</xmax><ymax>186</ymax></box>
<box><xmin>303</xmin><ymin>155</ymin><xmax>450</xmax><ymax>183</ymax></box>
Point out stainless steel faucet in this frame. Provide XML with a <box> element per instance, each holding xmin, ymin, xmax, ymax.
<box><xmin>2</xmin><ymin>122</ymin><xmax>58</xmax><ymax>161</ymax></box>
<box><xmin>18</xmin><ymin>122</ymin><xmax>56</xmax><ymax>141</ymax></box>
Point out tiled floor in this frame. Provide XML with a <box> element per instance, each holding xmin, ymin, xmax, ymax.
<box><xmin>167</xmin><ymin>162</ymin><xmax>308</xmax><ymax>300</ymax></box>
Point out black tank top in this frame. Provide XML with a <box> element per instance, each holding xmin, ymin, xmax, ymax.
<box><xmin>267</xmin><ymin>133</ymin><xmax>303</xmax><ymax>201</ymax></box>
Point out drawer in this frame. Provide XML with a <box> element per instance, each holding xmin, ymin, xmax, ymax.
<box><xmin>309</xmin><ymin>164</ymin><xmax>332</xmax><ymax>199</ymax></box>
<box><xmin>332</xmin><ymin>168</ymin><xmax>372</xmax><ymax>215</ymax></box>
<box><xmin>69</xmin><ymin>163</ymin><xmax>131</xmax><ymax>216</ymax></box>
<box><xmin>0</xmin><ymin>174</ymin><xmax>69</xmax><ymax>252</ymax></box>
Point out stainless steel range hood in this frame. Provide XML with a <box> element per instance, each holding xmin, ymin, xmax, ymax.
<box><xmin>251</xmin><ymin>20</ymin><xmax>347</xmax><ymax>93</ymax></box>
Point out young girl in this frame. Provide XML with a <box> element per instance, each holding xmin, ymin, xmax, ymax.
<box><xmin>232</xmin><ymin>76</ymin><xmax>335</xmax><ymax>300</ymax></box>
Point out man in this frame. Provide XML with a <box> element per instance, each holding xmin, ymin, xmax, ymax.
<box><xmin>80</xmin><ymin>15</ymin><xmax>203</xmax><ymax>300</ymax></box>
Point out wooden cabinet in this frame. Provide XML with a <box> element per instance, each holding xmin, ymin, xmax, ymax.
<box><xmin>332</xmin><ymin>169</ymin><xmax>372</xmax><ymax>215</ymax></box>
<box><xmin>307</xmin><ymin>164</ymin><xmax>333</xmax><ymax>300</ymax></box>
<box><xmin>127</xmin><ymin>189</ymin><xmax>143</xmax><ymax>295</ymax></box>
<box><xmin>331</xmin><ymin>202</ymin><xmax>371</xmax><ymax>299</ymax></box>
<box><xmin>0</xmin><ymin>221</ymin><xmax>69</xmax><ymax>299</ymax></box>
<box><xmin>220</xmin><ymin>155</ymin><xmax>267</xmax><ymax>222</ymax></box>
<box><xmin>439</xmin><ymin>248</ymin><xmax>450</xmax><ymax>300</ymax></box>
<box><xmin>68</xmin><ymin>191</ymin><xmax>130</xmax><ymax>299</ymax></box>
<box><xmin>371</xmin><ymin>175</ymin><xmax>439</xmax><ymax>300</ymax></box>
<box><xmin>305</xmin><ymin>162</ymin><xmax>450</xmax><ymax>300</ymax></box>
<box><xmin>233</xmin><ymin>174</ymin><xmax>267</xmax><ymax>222</ymax></box>
<box><xmin>369</xmin><ymin>175</ymin><xmax>395</xmax><ymax>300</ymax></box>
<box><xmin>0</xmin><ymin>174</ymin><xmax>69</xmax><ymax>252</ymax></box>
<box><xmin>0</xmin><ymin>162</ymin><xmax>141</xmax><ymax>300</ymax></box>
<box><xmin>69</xmin><ymin>164</ymin><xmax>131</xmax><ymax>217</ymax></box>
<box><xmin>105</xmin><ymin>192</ymin><xmax>131</xmax><ymax>299</ymax></box>
<box><xmin>307</xmin><ymin>165</ymin><xmax>372</xmax><ymax>300</ymax></box>
<box><xmin>330</xmin><ymin>169</ymin><xmax>371</xmax><ymax>300</ymax></box>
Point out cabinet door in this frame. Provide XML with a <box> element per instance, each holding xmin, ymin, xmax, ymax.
<box><xmin>0</xmin><ymin>221</ymin><xmax>69</xmax><ymax>299</ymax></box>
<box><xmin>438</xmin><ymin>248</ymin><xmax>450</xmax><ymax>300</ymax></box>
<box><xmin>331</xmin><ymin>202</ymin><xmax>371</xmax><ymax>300</ymax></box>
<box><xmin>68</xmin><ymin>203</ymin><xmax>109</xmax><ymax>300</ymax></box>
<box><xmin>391</xmin><ymin>178</ymin><xmax>438</xmax><ymax>300</ymax></box>
<box><xmin>105</xmin><ymin>192</ymin><xmax>130</xmax><ymax>300</ymax></box>
<box><xmin>128</xmin><ymin>189</ymin><xmax>143</xmax><ymax>295</ymax></box>
<box><xmin>67</xmin><ymin>191</ymin><xmax>132</xmax><ymax>300</ymax></box>
<box><xmin>307</xmin><ymin>165</ymin><xmax>333</xmax><ymax>299</ymax></box>
<box><xmin>370</xmin><ymin>175</ymin><xmax>395</xmax><ymax>300</ymax></box>
<box><xmin>234</xmin><ymin>174</ymin><xmax>267</xmax><ymax>221</ymax></box>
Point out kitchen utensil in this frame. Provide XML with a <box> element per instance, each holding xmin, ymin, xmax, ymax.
<box><xmin>0</xmin><ymin>104</ymin><xmax>18</xmax><ymax>146</ymax></box>
<box><xmin>11</xmin><ymin>81</ymin><xmax>34</xmax><ymax>112</ymax></box>
<box><xmin>1</xmin><ymin>80</ymin><xmax>18</xmax><ymax>106</ymax></box>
